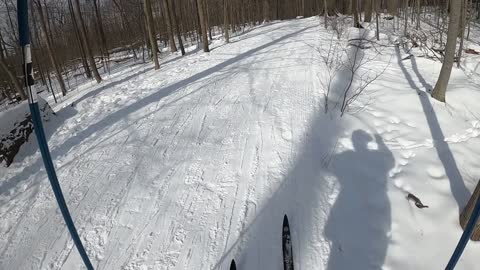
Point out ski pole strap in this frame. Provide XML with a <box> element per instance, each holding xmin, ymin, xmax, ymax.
<box><xmin>17</xmin><ymin>0</ymin><xmax>36</xmax><ymax>103</ymax></box>
<box><xmin>22</xmin><ymin>45</ymin><xmax>37</xmax><ymax>104</ymax></box>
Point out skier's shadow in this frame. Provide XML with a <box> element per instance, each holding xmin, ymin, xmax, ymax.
<box><xmin>325</xmin><ymin>130</ymin><xmax>394</xmax><ymax>270</ymax></box>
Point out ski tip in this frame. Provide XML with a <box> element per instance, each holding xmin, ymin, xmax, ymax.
<box><xmin>230</xmin><ymin>259</ymin><xmax>236</xmax><ymax>270</ymax></box>
<box><xmin>283</xmin><ymin>214</ymin><xmax>289</xmax><ymax>227</ymax></box>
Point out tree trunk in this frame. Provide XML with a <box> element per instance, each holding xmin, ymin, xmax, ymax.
<box><xmin>324</xmin><ymin>0</ymin><xmax>328</xmax><ymax>29</ymax></box>
<box><xmin>404</xmin><ymin>0</ymin><xmax>409</xmax><ymax>35</ymax></box>
<box><xmin>353</xmin><ymin>0</ymin><xmax>361</xmax><ymax>27</ymax></box>
<box><xmin>416</xmin><ymin>0</ymin><xmax>421</xmax><ymax>29</ymax></box>
<box><xmin>263</xmin><ymin>0</ymin><xmax>270</xmax><ymax>22</ymax></box>
<box><xmin>0</xmin><ymin>30</ymin><xmax>26</xmax><ymax>100</ymax></box>
<box><xmin>364</xmin><ymin>0</ymin><xmax>373</xmax><ymax>22</ymax></box>
<box><xmin>460</xmin><ymin>180</ymin><xmax>480</xmax><ymax>241</ymax></box>
<box><xmin>93</xmin><ymin>0</ymin><xmax>109</xmax><ymax>71</ymax></box>
<box><xmin>457</xmin><ymin>0</ymin><xmax>466</xmax><ymax>68</ymax></box>
<box><xmin>224</xmin><ymin>0</ymin><xmax>230</xmax><ymax>43</ymax></box>
<box><xmin>35</xmin><ymin>0</ymin><xmax>68</xmax><ymax>96</ymax></box>
<box><xmin>0</xmin><ymin>60</ymin><xmax>26</xmax><ymax>100</ymax></box>
<box><xmin>388</xmin><ymin>0</ymin><xmax>398</xmax><ymax>15</ymax></box>
<box><xmin>67</xmin><ymin>0</ymin><xmax>91</xmax><ymax>78</ymax></box>
<box><xmin>144</xmin><ymin>0</ymin><xmax>160</xmax><ymax>69</ymax></box>
<box><xmin>196</xmin><ymin>0</ymin><xmax>210</xmax><ymax>52</ymax></box>
<box><xmin>431</xmin><ymin>0</ymin><xmax>461</xmax><ymax>102</ymax></box>
<box><xmin>73</xmin><ymin>0</ymin><xmax>102</xmax><ymax>83</ymax></box>
<box><xmin>162</xmin><ymin>0</ymin><xmax>178</xmax><ymax>52</ymax></box>
<box><xmin>169</xmin><ymin>0</ymin><xmax>185</xmax><ymax>55</ymax></box>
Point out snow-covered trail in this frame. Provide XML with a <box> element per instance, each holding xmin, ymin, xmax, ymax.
<box><xmin>1</xmin><ymin>19</ymin><xmax>337</xmax><ymax>269</ymax></box>
<box><xmin>3</xmin><ymin>17</ymin><xmax>480</xmax><ymax>270</ymax></box>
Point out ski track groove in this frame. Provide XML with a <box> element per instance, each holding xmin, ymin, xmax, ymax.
<box><xmin>0</xmin><ymin>19</ymin><xmax>333</xmax><ymax>270</ymax></box>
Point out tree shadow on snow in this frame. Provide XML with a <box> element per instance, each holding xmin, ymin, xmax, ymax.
<box><xmin>395</xmin><ymin>46</ymin><xmax>471</xmax><ymax>210</ymax></box>
<box><xmin>2</xmin><ymin>24</ymin><xmax>316</xmax><ymax>206</ymax></box>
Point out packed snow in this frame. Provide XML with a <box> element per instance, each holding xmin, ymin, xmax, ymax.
<box><xmin>1</xmin><ymin>17</ymin><xmax>480</xmax><ymax>269</ymax></box>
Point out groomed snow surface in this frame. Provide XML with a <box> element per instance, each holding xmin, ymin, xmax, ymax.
<box><xmin>1</xmin><ymin>17</ymin><xmax>480</xmax><ymax>269</ymax></box>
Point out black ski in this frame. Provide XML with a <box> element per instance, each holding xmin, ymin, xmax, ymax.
<box><xmin>230</xmin><ymin>259</ymin><xmax>236</xmax><ymax>270</ymax></box>
<box><xmin>282</xmin><ymin>214</ymin><xmax>294</xmax><ymax>270</ymax></box>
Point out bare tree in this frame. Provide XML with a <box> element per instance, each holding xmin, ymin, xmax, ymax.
<box><xmin>72</xmin><ymin>0</ymin><xmax>102</xmax><ymax>83</ymax></box>
<box><xmin>0</xmin><ymin>30</ymin><xmax>26</xmax><ymax>100</ymax></box>
<box><xmin>460</xmin><ymin>180</ymin><xmax>480</xmax><ymax>240</ymax></box>
<box><xmin>364</xmin><ymin>0</ymin><xmax>373</xmax><ymax>22</ymax></box>
<box><xmin>264</xmin><ymin>0</ymin><xmax>270</xmax><ymax>22</ymax></box>
<box><xmin>197</xmin><ymin>0</ymin><xmax>210</xmax><ymax>52</ymax></box>
<box><xmin>162</xmin><ymin>0</ymin><xmax>178</xmax><ymax>52</ymax></box>
<box><xmin>224</xmin><ymin>0</ymin><xmax>230</xmax><ymax>43</ymax></box>
<box><xmin>34</xmin><ymin>0</ymin><xmax>68</xmax><ymax>96</ymax></box>
<box><xmin>169</xmin><ymin>0</ymin><xmax>185</xmax><ymax>55</ymax></box>
<box><xmin>431</xmin><ymin>0</ymin><xmax>462</xmax><ymax>102</ymax></box>
<box><xmin>144</xmin><ymin>0</ymin><xmax>160</xmax><ymax>69</ymax></box>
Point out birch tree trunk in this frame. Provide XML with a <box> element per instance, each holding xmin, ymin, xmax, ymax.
<box><xmin>431</xmin><ymin>0</ymin><xmax>461</xmax><ymax>102</ymax></box>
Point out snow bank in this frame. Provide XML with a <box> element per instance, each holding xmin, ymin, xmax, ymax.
<box><xmin>0</xmin><ymin>98</ymin><xmax>54</xmax><ymax>166</ymax></box>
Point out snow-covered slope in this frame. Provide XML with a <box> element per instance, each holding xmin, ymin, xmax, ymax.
<box><xmin>1</xmin><ymin>17</ymin><xmax>479</xmax><ymax>269</ymax></box>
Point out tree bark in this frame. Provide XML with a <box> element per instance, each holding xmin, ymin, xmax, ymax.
<box><xmin>353</xmin><ymin>0</ymin><xmax>361</xmax><ymax>27</ymax></box>
<box><xmin>169</xmin><ymin>0</ymin><xmax>185</xmax><ymax>55</ymax></box>
<box><xmin>416</xmin><ymin>0</ymin><xmax>421</xmax><ymax>29</ymax></box>
<box><xmin>388</xmin><ymin>0</ymin><xmax>398</xmax><ymax>15</ymax></box>
<box><xmin>35</xmin><ymin>0</ymin><xmax>68</xmax><ymax>96</ymax></box>
<box><xmin>144</xmin><ymin>0</ymin><xmax>160</xmax><ymax>69</ymax></box>
<box><xmin>404</xmin><ymin>0</ymin><xmax>409</xmax><ymax>35</ymax></box>
<box><xmin>67</xmin><ymin>0</ymin><xmax>91</xmax><ymax>78</ymax></box>
<box><xmin>0</xmin><ymin>60</ymin><xmax>26</xmax><ymax>100</ymax></box>
<box><xmin>460</xmin><ymin>180</ymin><xmax>480</xmax><ymax>241</ymax></box>
<box><xmin>93</xmin><ymin>0</ymin><xmax>109</xmax><ymax>71</ymax></box>
<box><xmin>323</xmin><ymin>0</ymin><xmax>328</xmax><ymax>29</ymax></box>
<box><xmin>457</xmin><ymin>0</ymin><xmax>466</xmax><ymax>68</ymax></box>
<box><xmin>431</xmin><ymin>0</ymin><xmax>461</xmax><ymax>102</ymax></box>
<box><xmin>162</xmin><ymin>0</ymin><xmax>178</xmax><ymax>52</ymax></box>
<box><xmin>0</xmin><ymin>30</ymin><xmax>26</xmax><ymax>100</ymax></box>
<box><xmin>196</xmin><ymin>0</ymin><xmax>210</xmax><ymax>52</ymax></box>
<box><xmin>263</xmin><ymin>0</ymin><xmax>270</xmax><ymax>22</ymax></box>
<box><xmin>224</xmin><ymin>0</ymin><xmax>230</xmax><ymax>43</ymax></box>
<box><xmin>72</xmin><ymin>0</ymin><xmax>102</xmax><ymax>83</ymax></box>
<box><xmin>364</xmin><ymin>0</ymin><xmax>373</xmax><ymax>22</ymax></box>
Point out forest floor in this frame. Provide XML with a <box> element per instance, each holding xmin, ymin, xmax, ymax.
<box><xmin>1</xmin><ymin>17</ymin><xmax>480</xmax><ymax>269</ymax></box>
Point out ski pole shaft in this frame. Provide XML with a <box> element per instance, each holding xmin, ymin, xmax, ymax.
<box><xmin>17</xmin><ymin>1</ymin><xmax>94</xmax><ymax>269</ymax></box>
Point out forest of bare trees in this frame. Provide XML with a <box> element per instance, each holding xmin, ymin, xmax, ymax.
<box><xmin>0</xmin><ymin>0</ymin><xmax>479</xmax><ymax>104</ymax></box>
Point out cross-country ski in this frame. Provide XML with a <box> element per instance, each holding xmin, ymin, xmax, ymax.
<box><xmin>282</xmin><ymin>215</ymin><xmax>294</xmax><ymax>270</ymax></box>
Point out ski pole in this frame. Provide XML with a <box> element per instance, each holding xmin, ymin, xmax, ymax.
<box><xmin>445</xmin><ymin>194</ymin><xmax>480</xmax><ymax>270</ymax></box>
<box><xmin>17</xmin><ymin>1</ymin><xmax>94</xmax><ymax>269</ymax></box>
